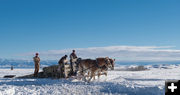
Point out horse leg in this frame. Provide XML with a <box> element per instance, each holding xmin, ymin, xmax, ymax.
<box><xmin>78</xmin><ymin>65</ymin><xmax>85</xmax><ymax>81</ymax></box>
<box><xmin>105</xmin><ymin>71</ymin><xmax>107</xmax><ymax>76</ymax></box>
<box><xmin>104</xmin><ymin>71</ymin><xmax>107</xmax><ymax>81</ymax></box>
<box><xmin>88</xmin><ymin>71</ymin><xmax>94</xmax><ymax>82</ymax></box>
<box><xmin>93</xmin><ymin>72</ymin><xmax>96</xmax><ymax>80</ymax></box>
<box><xmin>88</xmin><ymin>71</ymin><xmax>96</xmax><ymax>81</ymax></box>
<box><xmin>82</xmin><ymin>68</ymin><xmax>87</xmax><ymax>82</ymax></box>
<box><xmin>88</xmin><ymin>71</ymin><xmax>90</xmax><ymax>77</ymax></box>
<box><xmin>98</xmin><ymin>71</ymin><xmax>101</xmax><ymax>79</ymax></box>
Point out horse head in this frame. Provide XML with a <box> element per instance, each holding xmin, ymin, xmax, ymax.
<box><xmin>104</xmin><ymin>57</ymin><xmax>113</xmax><ymax>69</ymax></box>
<box><xmin>109</xmin><ymin>58</ymin><xmax>115</xmax><ymax>70</ymax></box>
<box><xmin>76</xmin><ymin>58</ymin><xmax>82</xmax><ymax>64</ymax></box>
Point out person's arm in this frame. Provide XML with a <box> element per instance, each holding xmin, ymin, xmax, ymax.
<box><xmin>39</xmin><ymin>57</ymin><xmax>40</xmax><ymax>61</ymax></box>
<box><xmin>33</xmin><ymin>57</ymin><xmax>36</xmax><ymax>62</ymax></box>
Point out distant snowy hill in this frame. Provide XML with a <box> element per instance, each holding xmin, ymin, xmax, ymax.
<box><xmin>0</xmin><ymin>59</ymin><xmax>58</xmax><ymax>68</ymax></box>
<box><xmin>0</xmin><ymin>58</ymin><xmax>180</xmax><ymax>68</ymax></box>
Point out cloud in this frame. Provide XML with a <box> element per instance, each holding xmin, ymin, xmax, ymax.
<box><xmin>19</xmin><ymin>46</ymin><xmax>180</xmax><ymax>61</ymax></box>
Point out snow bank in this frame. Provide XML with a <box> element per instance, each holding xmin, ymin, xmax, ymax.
<box><xmin>0</xmin><ymin>64</ymin><xmax>180</xmax><ymax>95</ymax></box>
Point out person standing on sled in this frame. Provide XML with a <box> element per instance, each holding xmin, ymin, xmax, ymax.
<box><xmin>70</xmin><ymin>50</ymin><xmax>78</xmax><ymax>75</ymax></box>
<box><xmin>33</xmin><ymin>53</ymin><xmax>40</xmax><ymax>77</ymax></box>
<box><xmin>58</xmin><ymin>55</ymin><xmax>68</xmax><ymax>78</ymax></box>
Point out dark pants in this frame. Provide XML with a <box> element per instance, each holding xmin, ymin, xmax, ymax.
<box><xmin>70</xmin><ymin>62</ymin><xmax>74</xmax><ymax>74</ymax></box>
<box><xmin>34</xmin><ymin>63</ymin><xmax>39</xmax><ymax>77</ymax></box>
<box><xmin>70</xmin><ymin>62</ymin><xmax>79</xmax><ymax>76</ymax></box>
<box><xmin>59</xmin><ymin>64</ymin><xmax>64</xmax><ymax>78</ymax></box>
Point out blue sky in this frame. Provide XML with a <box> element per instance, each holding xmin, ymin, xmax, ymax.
<box><xmin>0</xmin><ymin>0</ymin><xmax>180</xmax><ymax>60</ymax></box>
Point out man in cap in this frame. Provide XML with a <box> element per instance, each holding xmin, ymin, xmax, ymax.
<box><xmin>33</xmin><ymin>53</ymin><xmax>40</xmax><ymax>77</ymax></box>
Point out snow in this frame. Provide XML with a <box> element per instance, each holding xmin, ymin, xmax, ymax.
<box><xmin>0</xmin><ymin>65</ymin><xmax>180</xmax><ymax>95</ymax></box>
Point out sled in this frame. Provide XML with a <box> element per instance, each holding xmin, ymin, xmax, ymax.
<box><xmin>17</xmin><ymin>63</ymin><xmax>74</xmax><ymax>79</ymax></box>
<box><xmin>3</xmin><ymin>75</ymin><xmax>16</xmax><ymax>78</ymax></box>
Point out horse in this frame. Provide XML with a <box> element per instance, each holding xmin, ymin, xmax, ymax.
<box><xmin>77</xmin><ymin>57</ymin><xmax>112</xmax><ymax>82</ymax></box>
<box><xmin>94</xmin><ymin>58</ymin><xmax>115</xmax><ymax>80</ymax></box>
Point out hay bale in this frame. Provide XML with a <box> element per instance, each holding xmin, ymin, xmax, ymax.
<box><xmin>17</xmin><ymin>64</ymin><xmax>72</xmax><ymax>79</ymax></box>
<box><xmin>43</xmin><ymin>65</ymin><xmax>59</xmax><ymax>74</ymax></box>
<box><xmin>43</xmin><ymin>65</ymin><xmax>60</xmax><ymax>78</ymax></box>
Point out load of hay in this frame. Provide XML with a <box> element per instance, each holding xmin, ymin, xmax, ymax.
<box><xmin>17</xmin><ymin>64</ymin><xmax>71</xmax><ymax>78</ymax></box>
<box><xmin>43</xmin><ymin>65</ymin><xmax>60</xmax><ymax>78</ymax></box>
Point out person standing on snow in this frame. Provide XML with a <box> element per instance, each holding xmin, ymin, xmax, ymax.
<box><xmin>33</xmin><ymin>53</ymin><xmax>40</xmax><ymax>77</ymax></box>
<box><xmin>70</xmin><ymin>50</ymin><xmax>78</xmax><ymax>74</ymax></box>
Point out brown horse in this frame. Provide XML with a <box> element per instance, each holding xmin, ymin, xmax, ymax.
<box><xmin>92</xmin><ymin>58</ymin><xmax>115</xmax><ymax>80</ymax></box>
<box><xmin>77</xmin><ymin>57</ymin><xmax>112</xmax><ymax>82</ymax></box>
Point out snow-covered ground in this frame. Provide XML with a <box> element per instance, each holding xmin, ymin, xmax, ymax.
<box><xmin>0</xmin><ymin>65</ymin><xmax>180</xmax><ymax>95</ymax></box>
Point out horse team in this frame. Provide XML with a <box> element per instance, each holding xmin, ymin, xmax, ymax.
<box><xmin>77</xmin><ymin>57</ymin><xmax>115</xmax><ymax>82</ymax></box>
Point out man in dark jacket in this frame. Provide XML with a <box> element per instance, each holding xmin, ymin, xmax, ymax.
<box><xmin>58</xmin><ymin>55</ymin><xmax>68</xmax><ymax>65</ymax></box>
<box><xmin>57</xmin><ymin>55</ymin><xmax>68</xmax><ymax>78</ymax></box>
<box><xmin>70</xmin><ymin>50</ymin><xmax>78</xmax><ymax>74</ymax></box>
